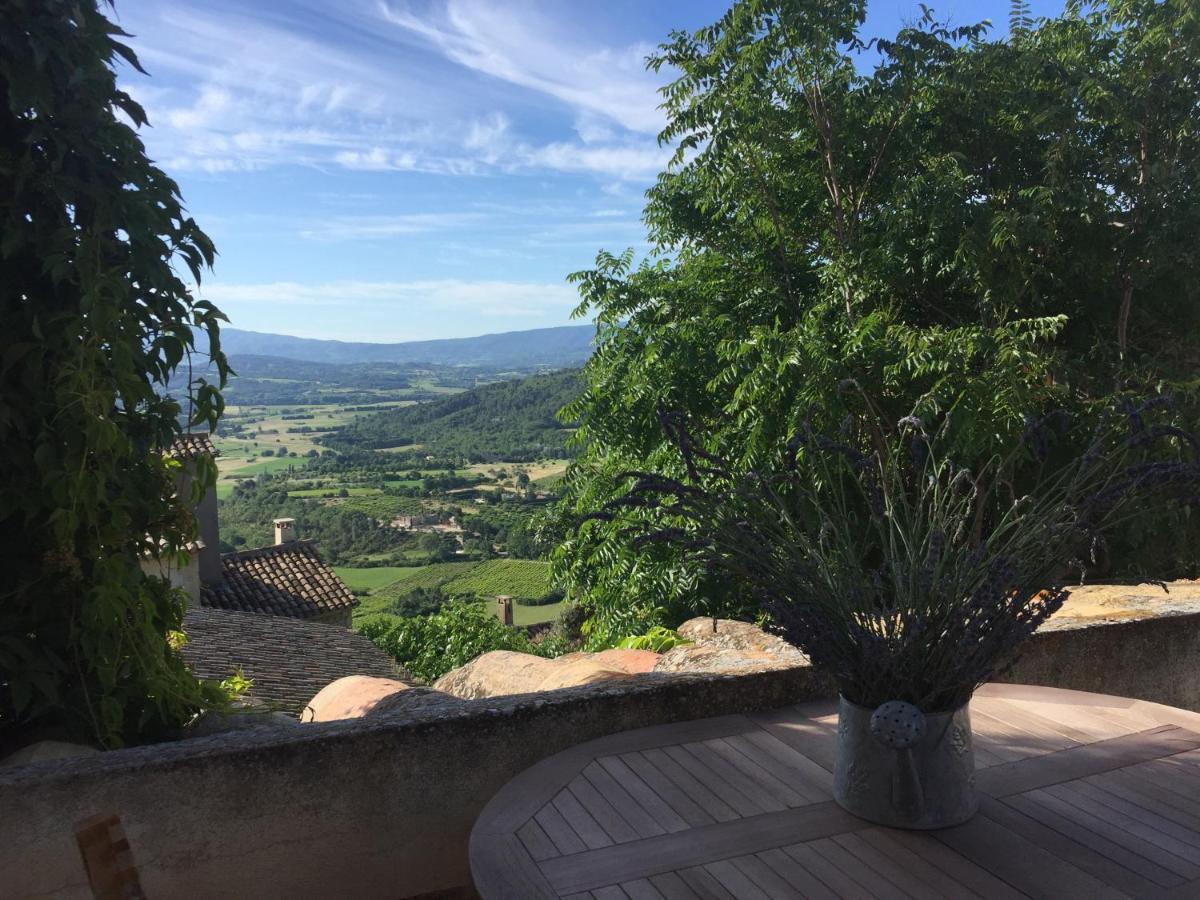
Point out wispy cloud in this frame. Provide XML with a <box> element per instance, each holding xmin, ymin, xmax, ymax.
<box><xmin>379</xmin><ymin>0</ymin><xmax>664</xmax><ymax>134</ymax></box>
<box><xmin>117</xmin><ymin>0</ymin><xmax>669</xmax><ymax>181</ymax></box>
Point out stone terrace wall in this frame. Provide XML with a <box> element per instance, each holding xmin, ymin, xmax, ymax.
<box><xmin>2</xmin><ymin>598</ymin><xmax>1199</xmax><ymax>899</ymax></box>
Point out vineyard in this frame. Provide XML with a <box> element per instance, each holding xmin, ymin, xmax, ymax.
<box><xmin>370</xmin><ymin>559</ymin><xmax>552</xmax><ymax>602</ymax></box>
<box><xmin>443</xmin><ymin>559</ymin><xmax>552</xmax><ymax>599</ymax></box>
<box><xmin>375</xmin><ymin>561</ymin><xmax>479</xmax><ymax>597</ymax></box>
<box><xmin>348</xmin><ymin>558</ymin><xmax>559</xmax><ymax>626</ymax></box>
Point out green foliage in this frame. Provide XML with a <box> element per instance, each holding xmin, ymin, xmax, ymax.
<box><xmin>332</xmin><ymin>566</ymin><xmax>417</xmax><ymax>592</ymax></box>
<box><xmin>330</xmin><ymin>370</ymin><xmax>582</xmax><ymax>461</ymax></box>
<box><xmin>617</xmin><ymin>627</ymin><xmax>691</xmax><ymax>653</ymax></box>
<box><xmin>0</xmin><ymin>0</ymin><xmax>230</xmax><ymax>747</ymax></box>
<box><xmin>218</xmin><ymin>474</ymin><xmax>408</xmax><ymax>562</ymax></box>
<box><xmin>360</xmin><ymin>601</ymin><xmax>539</xmax><ymax>681</ymax></box>
<box><xmin>218</xmin><ymin>667</ymin><xmax>253</xmax><ymax>701</ymax></box>
<box><xmin>447</xmin><ymin>559</ymin><xmax>552</xmax><ymax>599</ymax></box>
<box><xmin>603</xmin><ymin>407</ymin><xmax>1199</xmax><ymax>711</ymax></box>
<box><xmin>386</xmin><ymin>586</ymin><xmax>446</xmax><ymax>618</ymax></box>
<box><xmin>374</xmin><ymin>562</ymin><xmax>479</xmax><ymax>599</ymax></box>
<box><xmin>554</xmin><ymin>0</ymin><xmax>1200</xmax><ymax>648</ymax></box>
<box><xmin>372</xmin><ymin>559</ymin><xmax>553</xmax><ymax>605</ymax></box>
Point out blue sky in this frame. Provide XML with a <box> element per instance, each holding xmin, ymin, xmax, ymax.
<box><xmin>114</xmin><ymin>0</ymin><xmax>1065</xmax><ymax>343</ymax></box>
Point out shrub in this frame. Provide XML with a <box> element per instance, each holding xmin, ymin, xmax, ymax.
<box><xmin>596</xmin><ymin>403</ymin><xmax>1200</xmax><ymax>712</ymax></box>
<box><xmin>617</xmin><ymin>627</ymin><xmax>691</xmax><ymax>653</ymax></box>
<box><xmin>0</xmin><ymin>0</ymin><xmax>229</xmax><ymax>747</ymax></box>
<box><xmin>515</xmin><ymin>590</ymin><xmax>566</xmax><ymax>607</ymax></box>
<box><xmin>360</xmin><ymin>600</ymin><xmax>534</xmax><ymax>682</ymax></box>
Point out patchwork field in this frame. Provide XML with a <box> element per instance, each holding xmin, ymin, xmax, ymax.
<box><xmin>342</xmin><ymin>558</ymin><xmax>561</xmax><ymax>627</ymax></box>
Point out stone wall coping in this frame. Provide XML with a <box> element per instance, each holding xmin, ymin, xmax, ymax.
<box><xmin>0</xmin><ymin>666</ymin><xmax>830</xmax><ymax>787</ymax></box>
<box><xmin>1039</xmin><ymin>582</ymin><xmax>1200</xmax><ymax>632</ymax></box>
<box><xmin>4</xmin><ymin>589</ymin><xmax>1199</xmax><ymax>789</ymax></box>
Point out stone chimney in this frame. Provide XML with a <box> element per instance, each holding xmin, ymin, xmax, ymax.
<box><xmin>195</xmin><ymin>481</ymin><xmax>221</xmax><ymax>585</ymax></box>
<box><xmin>495</xmin><ymin>595</ymin><xmax>514</xmax><ymax>626</ymax></box>
<box><xmin>274</xmin><ymin>517</ymin><xmax>298</xmax><ymax>545</ymax></box>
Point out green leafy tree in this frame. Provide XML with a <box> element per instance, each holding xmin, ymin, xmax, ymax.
<box><xmin>0</xmin><ymin>1</ymin><xmax>230</xmax><ymax>747</ymax></box>
<box><xmin>554</xmin><ymin>0</ymin><xmax>1200</xmax><ymax>647</ymax></box>
<box><xmin>361</xmin><ymin>600</ymin><xmax>536</xmax><ymax>682</ymax></box>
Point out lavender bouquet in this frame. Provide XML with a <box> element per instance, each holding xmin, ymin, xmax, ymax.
<box><xmin>596</xmin><ymin>401</ymin><xmax>1200</xmax><ymax>713</ymax></box>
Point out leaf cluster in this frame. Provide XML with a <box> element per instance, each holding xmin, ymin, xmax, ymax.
<box><xmin>0</xmin><ymin>1</ymin><xmax>229</xmax><ymax>747</ymax></box>
<box><xmin>596</xmin><ymin>404</ymin><xmax>1199</xmax><ymax>711</ymax></box>
<box><xmin>554</xmin><ymin>0</ymin><xmax>1200</xmax><ymax>646</ymax></box>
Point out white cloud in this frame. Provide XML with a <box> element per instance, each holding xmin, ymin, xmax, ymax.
<box><xmin>519</xmin><ymin>142</ymin><xmax>666</xmax><ymax>180</ymax></box>
<box><xmin>464</xmin><ymin>112</ymin><xmax>511</xmax><ymax>151</ymax></box>
<box><xmin>333</xmin><ymin>148</ymin><xmax>421</xmax><ymax>172</ymax></box>
<box><xmin>165</xmin><ymin>85</ymin><xmax>231</xmax><ymax>130</ymax></box>
<box><xmin>380</xmin><ymin>1</ymin><xmax>664</xmax><ymax>135</ymax></box>
<box><xmin>116</xmin><ymin>1</ymin><xmax>672</xmax><ymax>182</ymax></box>
<box><xmin>575</xmin><ymin>112</ymin><xmax>616</xmax><ymax>145</ymax></box>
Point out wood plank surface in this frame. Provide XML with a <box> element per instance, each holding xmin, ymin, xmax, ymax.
<box><xmin>538</xmin><ymin>802</ymin><xmax>865</xmax><ymax>895</ymax></box>
<box><xmin>471</xmin><ymin>685</ymin><xmax>1200</xmax><ymax>899</ymax></box>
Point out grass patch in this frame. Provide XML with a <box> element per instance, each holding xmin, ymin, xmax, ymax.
<box><xmin>512</xmin><ymin>600</ymin><xmax>563</xmax><ymax>626</ymax></box>
<box><xmin>333</xmin><ymin>566</ymin><xmax>424</xmax><ymax>592</ymax></box>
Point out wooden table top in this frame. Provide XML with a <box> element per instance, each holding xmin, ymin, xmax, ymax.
<box><xmin>469</xmin><ymin>684</ymin><xmax>1200</xmax><ymax>899</ymax></box>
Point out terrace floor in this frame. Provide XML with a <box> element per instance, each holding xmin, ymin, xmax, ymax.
<box><xmin>471</xmin><ymin>684</ymin><xmax>1200</xmax><ymax>899</ymax></box>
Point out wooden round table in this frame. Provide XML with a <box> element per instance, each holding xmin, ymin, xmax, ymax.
<box><xmin>470</xmin><ymin>684</ymin><xmax>1200</xmax><ymax>899</ymax></box>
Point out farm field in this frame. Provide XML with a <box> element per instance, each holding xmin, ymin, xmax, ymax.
<box><xmin>288</xmin><ymin>486</ymin><xmax>381</xmax><ymax>498</ymax></box>
<box><xmin>210</xmin><ymin>401</ymin><xmax>424</xmax><ymax>492</ymax></box>
<box><xmin>211</xmin><ymin>370</ymin><xmax>575</xmax><ymax>641</ymax></box>
<box><xmin>335</xmin><ymin>494</ymin><xmax>426</xmax><ymax>518</ymax></box>
<box><xmin>344</xmin><ymin>558</ymin><xmax>560</xmax><ymax>626</ymax></box>
<box><xmin>443</xmin><ymin>559</ymin><xmax>551</xmax><ymax>597</ymax></box>
<box><xmin>464</xmin><ymin>459</ymin><xmax>569</xmax><ymax>481</ymax></box>
<box><xmin>333</xmin><ymin>566</ymin><xmax>425</xmax><ymax>592</ymax></box>
<box><xmin>219</xmin><ymin>456</ymin><xmax>303</xmax><ymax>478</ymax></box>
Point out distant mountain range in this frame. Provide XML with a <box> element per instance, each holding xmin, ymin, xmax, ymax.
<box><xmin>218</xmin><ymin>324</ymin><xmax>595</xmax><ymax>369</ymax></box>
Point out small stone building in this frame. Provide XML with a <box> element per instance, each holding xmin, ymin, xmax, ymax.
<box><xmin>201</xmin><ymin>532</ymin><xmax>359</xmax><ymax>627</ymax></box>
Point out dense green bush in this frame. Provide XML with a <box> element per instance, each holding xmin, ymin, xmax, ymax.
<box><xmin>555</xmin><ymin>0</ymin><xmax>1200</xmax><ymax>647</ymax></box>
<box><xmin>360</xmin><ymin>601</ymin><xmax>539</xmax><ymax>682</ymax></box>
<box><xmin>0</xmin><ymin>0</ymin><xmax>230</xmax><ymax>747</ymax></box>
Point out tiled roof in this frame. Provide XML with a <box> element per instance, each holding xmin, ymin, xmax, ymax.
<box><xmin>201</xmin><ymin>541</ymin><xmax>358</xmax><ymax>619</ymax></box>
<box><xmin>180</xmin><ymin>607</ymin><xmax>406</xmax><ymax>715</ymax></box>
<box><xmin>169</xmin><ymin>432</ymin><xmax>218</xmax><ymax>460</ymax></box>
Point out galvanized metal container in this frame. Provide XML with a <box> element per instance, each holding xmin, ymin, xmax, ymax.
<box><xmin>832</xmin><ymin>695</ymin><xmax>978</xmax><ymax>829</ymax></box>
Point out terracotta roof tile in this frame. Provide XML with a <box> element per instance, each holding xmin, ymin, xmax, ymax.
<box><xmin>169</xmin><ymin>432</ymin><xmax>218</xmax><ymax>460</ymax></box>
<box><xmin>201</xmin><ymin>541</ymin><xmax>358</xmax><ymax>619</ymax></box>
<box><xmin>181</xmin><ymin>607</ymin><xmax>406</xmax><ymax>715</ymax></box>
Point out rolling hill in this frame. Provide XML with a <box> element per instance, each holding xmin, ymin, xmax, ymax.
<box><xmin>327</xmin><ymin>369</ymin><xmax>582</xmax><ymax>461</ymax></box>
